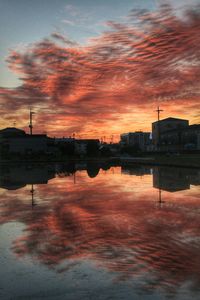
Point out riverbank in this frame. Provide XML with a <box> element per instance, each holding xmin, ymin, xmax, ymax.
<box><xmin>120</xmin><ymin>154</ymin><xmax>200</xmax><ymax>168</ymax></box>
<box><xmin>0</xmin><ymin>154</ymin><xmax>199</xmax><ymax>168</ymax></box>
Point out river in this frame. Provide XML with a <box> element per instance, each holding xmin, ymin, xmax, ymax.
<box><xmin>0</xmin><ymin>163</ymin><xmax>200</xmax><ymax>300</ymax></box>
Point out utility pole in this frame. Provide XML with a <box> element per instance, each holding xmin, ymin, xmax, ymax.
<box><xmin>155</xmin><ymin>106</ymin><xmax>163</xmax><ymax>149</ymax></box>
<box><xmin>29</xmin><ymin>108</ymin><xmax>35</xmax><ymax>135</ymax></box>
<box><xmin>156</xmin><ymin>106</ymin><xmax>163</xmax><ymax>122</ymax></box>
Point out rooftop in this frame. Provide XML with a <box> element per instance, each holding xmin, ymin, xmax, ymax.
<box><xmin>0</xmin><ymin>127</ymin><xmax>26</xmax><ymax>137</ymax></box>
<box><xmin>152</xmin><ymin>117</ymin><xmax>189</xmax><ymax>124</ymax></box>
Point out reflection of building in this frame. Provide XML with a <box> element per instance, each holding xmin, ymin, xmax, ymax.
<box><xmin>0</xmin><ymin>161</ymin><xmax>109</xmax><ymax>190</ymax></box>
<box><xmin>153</xmin><ymin>167</ymin><xmax>200</xmax><ymax>192</ymax></box>
<box><xmin>120</xmin><ymin>131</ymin><xmax>151</xmax><ymax>151</ymax></box>
<box><xmin>121</xmin><ymin>165</ymin><xmax>200</xmax><ymax>193</ymax></box>
<box><xmin>0</xmin><ymin>164</ymin><xmax>55</xmax><ymax>190</ymax></box>
<box><xmin>152</xmin><ymin>118</ymin><xmax>200</xmax><ymax>151</ymax></box>
<box><xmin>86</xmin><ymin>162</ymin><xmax>100</xmax><ymax>178</ymax></box>
<box><xmin>189</xmin><ymin>169</ymin><xmax>200</xmax><ymax>186</ymax></box>
<box><xmin>121</xmin><ymin>165</ymin><xmax>151</xmax><ymax>176</ymax></box>
<box><xmin>0</xmin><ymin>127</ymin><xmax>52</xmax><ymax>155</ymax></box>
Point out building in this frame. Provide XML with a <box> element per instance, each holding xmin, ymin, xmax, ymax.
<box><xmin>0</xmin><ymin>127</ymin><xmax>51</xmax><ymax>156</ymax></box>
<box><xmin>99</xmin><ymin>143</ymin><xmax>120</xmax><ymax>157</ymax></box>
<box><xmin>152</xmin><ymin>118</ymin><xmax>200</xmax><ymax>151</ymax></box>
<box><xmin>152</xmin><ymin>117</ymin><xmax>189</xmax><ymax>149</ymax></box>
<box><xmin>178</xmin><ymin>124</ymin><xmax>200</xmax><ymax>150</ymax></box>
<box><xmin>74</xmin><ymin>139</ymin><xmax>100</xmax><ymax>156</ymax></box>
<box><xmin>120</xmin><ymin>131</ymin><xmax>151</xmax><ymax>151</ymax></box>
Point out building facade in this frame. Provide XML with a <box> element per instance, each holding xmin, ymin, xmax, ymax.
<box><xmin>152</xmin><ymin>118</ymin><xmax>200</xmax><ymax>151</ymax></box>
<box><xmin>152</xmin><ymin>117</ymin><xmax>189</xmax><ymax>149</ymax></box>
<box><xmin>120</xmin><ymin>131</ymin><xmax>151</xmax><ymax>151</ymax></box>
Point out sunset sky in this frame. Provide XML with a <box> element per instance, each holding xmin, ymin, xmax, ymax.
<box><xmin>0</xmin><ymin>0</ymin><xmax>200</xmax><ymax>140</ymax></box>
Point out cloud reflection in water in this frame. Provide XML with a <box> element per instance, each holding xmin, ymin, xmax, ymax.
<box><xmin>0</xmin><ymin>164</ymin><xmax>200</xmax><ymax>297</ymax></box>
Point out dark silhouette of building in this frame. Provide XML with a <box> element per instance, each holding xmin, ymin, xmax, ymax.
<box><xmin>152</xmin><ymin>118</ymin><xmax>189</xmax><ymax>150</ymax></box>
<box><xmin>121</xmin><ymin>165</ymin><xmax>151</xmax><ymax>176</ymax></box>
<box><xmin>86</xmin><ymin>162</ymin><xmax>100</xmax><ymax>178</ymax></box>
<box><xmin>0</xmin><ymin>127</ymin><xmax>52</xmax><ymax>156</ymax></box>
<box><xmin>74</xmin><ymin>139</ymin><xmax>100</xmax><ymax>156</ymax></box>
<box><xmin>0</xmin><ymin>164</ymin><xmax>55</xmax><ymax>190</ymax></box>
<box><xmin>152</xmin><ymin>118</ymin><xmax>200</xmax><ymax>151</ymax></box>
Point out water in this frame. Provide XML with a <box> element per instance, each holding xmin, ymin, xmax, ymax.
<box><xmin>0</xmin><ymin>162</ymin><xmax>200</xmax><ymax>300</ymax></box>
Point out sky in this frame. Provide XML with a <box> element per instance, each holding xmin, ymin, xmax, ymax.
<box><xmin>0</xmin><ymin>0</ymin><xmax>200</xmax><ymax>140</ymax></box>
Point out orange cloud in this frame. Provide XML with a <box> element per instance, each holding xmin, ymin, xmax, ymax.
<box><xmin>0</xmin><ymin>4</ymin><xmax>200</xmax><ymax>138</ymax></box>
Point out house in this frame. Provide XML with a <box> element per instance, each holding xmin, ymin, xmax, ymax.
<box><xmin>0</xmin><ymin>127</ymin><xmax>50</xmax><ymax>156</ymax></box>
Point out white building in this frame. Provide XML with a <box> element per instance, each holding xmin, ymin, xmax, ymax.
<box><xmin>120</xmin><ymin>131</ymin><xmax>151</xmax><ymax>151</ymax></box>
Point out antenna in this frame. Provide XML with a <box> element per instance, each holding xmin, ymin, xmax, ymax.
<box><xmin>29</xmin><ymin>108</ymin><xmax>35</xmax><ymax>135</ymax></box>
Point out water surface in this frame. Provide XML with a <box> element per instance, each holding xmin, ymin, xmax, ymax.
<box><xmin>0</xmin><ymin>163</ymin><xmax>200</xmax><ymax>300</ymax></box>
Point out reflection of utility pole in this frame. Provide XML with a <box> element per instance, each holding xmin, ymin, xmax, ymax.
<box><xmin>73</xmin><ymin>172</ymin><xmax>76</xmax><ymax>184</ymax></box>
<box><xmin>30</xmin><ymin>184</ymin><xmax>36</xmax><ymax>207</ymax></box>
<box><xmin>158</xmin><ymin>188</ymin><xmax>165</xmax><ymax>208</ymax></box>
<box><xmin>155</xmin><ymin>106</ymin><xmax>163</xmax><ymax>149</ymax></box>
<box><xmin>29</xmin><ymin>108</ymin><xmax>35</xmax><ymax>135</ymax></box>
<box><xmin>157</xmin><ymin>169</ymin><xmax>165</xmax><ymax>208</ymax></box>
